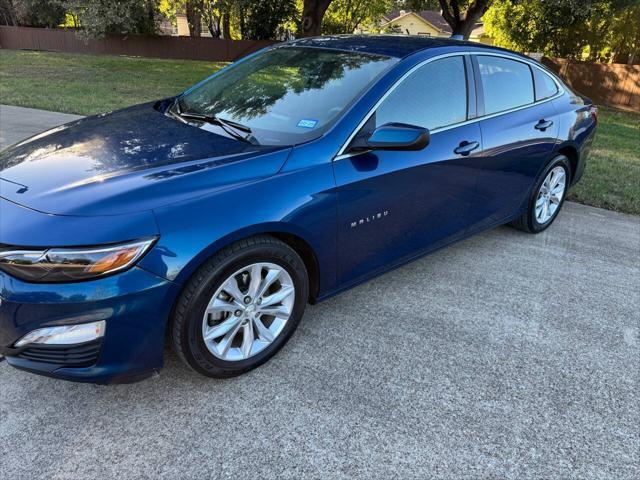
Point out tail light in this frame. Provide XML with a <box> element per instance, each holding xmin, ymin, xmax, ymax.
<box><xmin>590</xmin><ymin>105</ymin><xmax>598</xmax><ymax>122</ymax></box>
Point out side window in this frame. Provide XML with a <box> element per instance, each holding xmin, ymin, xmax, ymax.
<box><xmin>477</xmin><ymin>56</ymin><xmax>534</xmax><ymax>115</ymax></box>
<box><xmin>533</xmin><ymin>68</ymin><xmax>559</xmax><ymax>101</ymax></box>
<box><xmin>375</xmin><ymin>56</ymin><xmax>467</xmax><ymax>131</ymax></box>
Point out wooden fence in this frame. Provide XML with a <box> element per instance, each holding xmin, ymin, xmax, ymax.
<box><xmin>0</xmin><ymin>26</ymin><xmax>638</xmax><ymax>112</ymax></box>
<box><xmin>542</xmin><ymin>57</ymin><xmax>639</xmax><ymax>112</ymax></box>
<box><xmin>0</xmin><ymin>26</ymin><xmax>275</xmax><ymax>62</ymax></box>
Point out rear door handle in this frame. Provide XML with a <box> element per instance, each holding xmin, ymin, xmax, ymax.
<box><xmin>454</xmin><ymin>140</ymin><xmax>480</xmax><ymax>156</ymax></box>
<box><xmin>535</xmin><ymin>119</ymin><xmax>554</xmax><ymax>131</ymax></box>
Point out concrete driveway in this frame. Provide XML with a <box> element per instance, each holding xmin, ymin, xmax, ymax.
<box><xmin>1</xmin><ymin>105</ymin><xmax>639</xmax><ymax>479</ymax></box>
<box><xmin>0</xmin><ymin>105</ymin><xmax>82</xmax><ymax>148</ymax></box>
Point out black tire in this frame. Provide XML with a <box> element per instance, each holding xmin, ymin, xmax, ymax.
<box><xmin>509</xmin><ymin>154</ymin><xmax>572</xmax><ymax>234</ymax></box>
<box><xmin>171</xmin><ymin>235</ymin><xmax>309</xmax><ymax>378</ymax></box>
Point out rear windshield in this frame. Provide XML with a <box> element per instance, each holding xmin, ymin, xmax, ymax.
<box><xmin>176</xmin><ymin>46</ymin><xmax>397</xmax><ymax>145</ymax></box>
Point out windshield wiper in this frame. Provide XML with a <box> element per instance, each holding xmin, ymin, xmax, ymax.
<box><xmin>172</xmin><ymin>99</ymin><xmax>257</xmax><ymax>145</ymax></box>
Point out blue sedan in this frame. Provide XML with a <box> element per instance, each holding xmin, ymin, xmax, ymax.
<box><xmin>0</xmin><ymin>36</ymin><xmax>597</xmax><ymax>383</ymax></box>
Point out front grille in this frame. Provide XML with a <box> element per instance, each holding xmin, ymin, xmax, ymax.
<box><xmin>17</xmin><ymin>340</ymin><xmax>102</xmax><ymax>367</ymax></box>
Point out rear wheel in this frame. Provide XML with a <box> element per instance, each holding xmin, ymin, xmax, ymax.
<box><xmin>171</xmin><ymin>235</ymin><xmax>308</xmax><ymax>378</ymax></box>
<box><xmin>510</xmin><ymin>154</ymin><xmax>571</xmax><ymax>233</ymax></box>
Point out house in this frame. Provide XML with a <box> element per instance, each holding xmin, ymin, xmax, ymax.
<box><xmin>375</xmin><ymin>10</ymin><xmax>493</xmax><ymax>45</ymax></box>
<box><xmin>380</xmin><ymin>10</ymin><xmax>451</xmax><ymax>37</ymax></box>
<box><xmin>158</xmin><ymin>17</ymin><xmax>177</xmax><ymax>36</ymax></box>
<box><xmin>176</xmin><ymin>13</ymin><xmax>214</xmax><ymax>37</ymax></box>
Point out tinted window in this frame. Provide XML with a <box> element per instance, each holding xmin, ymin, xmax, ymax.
<box><xmin>375</xmin><ymin>56</ymin><xmax>467</xmax><ymax>131</ymax></box>
<box><xmin>477</xmin><ymin>56</ymin><xmax>534</xmax><ymax>115</ymax></box>
<box><xmin>533</xmin><ymin>68</ymin><xmax>559</xmax><ymax>100</ymax></box>
<box><xmin>178</xmin><ymin>47</ymin><xmax>397</xmax><ymax>145</ymax></box>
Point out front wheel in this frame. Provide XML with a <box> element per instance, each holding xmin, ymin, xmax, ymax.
<box><xmin>510</xmin><ymin>155</ymin><xmax>571</xmax><ymax>233</ymax></box>
<box><xmin>171</xmin><ymin>235</ymin><xmax>309</xmax><ymax>378</ymax></box>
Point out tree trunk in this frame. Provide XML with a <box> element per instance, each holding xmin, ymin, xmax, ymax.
<box><xmin>238</xmin><ymin>10</ymin><xmax>246</xmax><ymax>39</ymax></box>
<box><xmin>206</xmin><ymin>14</ymin><xmax>222</xmax><ymax>38</ymax></box>
<box><xmin>300</xmin><ymin>0</ymin><xmax>333</xmax><ymax>37</ymax></box>
<box><xmin>186</xmin><ymin>1</ymin><xmax>202</xmax><ymax>37</ymax></box>
<box><xmin>438</xmin><ymin>0</ymin><xmax>491</xmax><ymax>40</ymax></box>
<box><xmin>222</xmin><ymin>12</ymin><xmax>231</xmax><ymax>39</ymax></box>
<box><xmin>207</xmin><ymin>21</ymin><xmax>219</xmax><ymax>38</ymax></box>
<box><xmin>451</xmin><ymin>20</ymin><xmax>476</xmax><ymax>39</ymax></box>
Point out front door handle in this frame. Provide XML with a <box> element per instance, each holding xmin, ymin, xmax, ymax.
<box><xmin>535</xmin><ymin>119</ymin><xmax>554</xmax><ymax>131</ymax></box>
<box><xmin>454</xmin><ymin>140</ymin><xmax>480</xmax><ymax>156</ymax></box>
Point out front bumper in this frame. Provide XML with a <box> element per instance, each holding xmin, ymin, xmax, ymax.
<box><xmin>1</xmin><ymin>338</ymin><xmax>103</xmax><ymax>367</ymax></box>
<box><xmin>0</xmin><ymin>266</ymin><xmax>177</xmax><ymax>383</ymax></box>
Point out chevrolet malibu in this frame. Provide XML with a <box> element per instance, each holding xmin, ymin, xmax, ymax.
<box><xmin>0</xmin><ymin>36</ymin><xmax>597</xmax><ymax>383</ymax></box>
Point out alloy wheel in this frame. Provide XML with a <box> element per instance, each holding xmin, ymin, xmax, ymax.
<box><xmin>201</xmin><ymin>262</ymin><xmax>295</xmax><ymax>361</ymax></box>
<box><xmin>535</xmin><ymin>166</ymin><xmax>566</xmax><ymax>224</ymax></box>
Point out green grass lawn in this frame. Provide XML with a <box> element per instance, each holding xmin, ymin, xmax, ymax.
<box><xmin>567</xmin><ymin>108</ymin><xmax>639</xmax><ymax>215</ymax></box>
<box><xmin>0</xmin><ymin>49</ymin><xmax>638</xmax><ymax>214</ymax></box>
<box><xmin>0</xmin><ymin>50</ymin><xmax>225</xmax><ymax>115</ymax></box>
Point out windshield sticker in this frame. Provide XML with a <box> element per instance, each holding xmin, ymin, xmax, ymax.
<box><xmin>297</xmin><ymin>119</ymin><xmax>318</xmax><ymax>129</ymax></box>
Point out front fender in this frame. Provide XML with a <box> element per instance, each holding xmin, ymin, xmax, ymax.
<box><xmin>139</xmin><ymin>161</ymin><xmax>338</xmax><ymax>295</ymax></box>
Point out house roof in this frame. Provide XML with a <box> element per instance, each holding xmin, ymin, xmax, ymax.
<box><xmin>383</xmin><ymin>10</ymin><xmax>453</xmax><ymax>34</ymax></box>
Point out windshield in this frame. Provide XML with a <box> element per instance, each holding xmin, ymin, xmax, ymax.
<box><xmin>176</xmin><ymin>46</ymin><xmax>397</xmax><ymax>145</ymax></box>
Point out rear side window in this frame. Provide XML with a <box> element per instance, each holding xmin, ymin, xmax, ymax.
<box><xmin>533</xmin><ymin>68</ymin><xmax>559</xmax><ymax>100</ymax></box>
<box><xmin>477</xmin><ymin>56</ymin><xmax>534</xmax><ymax>115</ymax></box>
<box><xmin>375</xmin><ymin>56</ymin><xmax>467</xmax><ymax>131</ymax></box>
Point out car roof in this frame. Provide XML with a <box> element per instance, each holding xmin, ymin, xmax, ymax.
<box><xmin>287</xmin><ymin>34</ymin><xmax>511</xmax><ymax>59</ymax></box>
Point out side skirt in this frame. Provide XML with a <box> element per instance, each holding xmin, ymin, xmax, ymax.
<box><xmin>312</xmin><ymin>211</ymin><xmax>523</xmax><ymax>304</ymax></box>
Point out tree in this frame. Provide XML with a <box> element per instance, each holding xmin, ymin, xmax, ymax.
<box><xmin>322</xmin><ymin>0</ymin><xmax>392</xmax><ymax>34</ymax></box>
<box><xmin>59</xmin><ymin>0</ymin><xmax>161</xmax><ymax>37</ymax></box>
<box><xmin>438</xmin><ymin>0</ymin><xmax>493</xmax><ymax>39</ymax></box>
<box><xmin>169</xmin><ymin>0</ymin><xmax>232</xmax><ymax>38</ymax></box>
<box><xmin>300</xmin><ymin>0</ymin><xmax>333</xmax><ymax>37</ymax></box>
<box><xmin>484</xmin><ymin>0</ymin><xmax>599</xmax><ymax>57</ymax></box>
<box><xmin>392</xmin><ymin>0</ymin><xmax>440</xmax><ymax>11</ymax></box>
<box><xmin>242</xmin><ymin>0</ymin><xmax>297</xmax><ymax>39</ymax></box>
<box><xmin>0</xmin><ymin>0</ymin><xmax>17</xmax><ymax>26</ymax></box>
<box><xmin>384</xmin><ymin>22</ymin><xmax>403</xmax><ymax>33</ymax></box>
<box><xmin>483</xmin><ymin>0</ymin><xmax>639</xmax><ymax>62</ymax></box>
<box><xmin>0</xmin><ymin>0</ymin><xmax>66</xmax><ymax>27</ymax></box>
<box><xmin>607</xmin><ymin>3</ymin><xmax>640</xmax><ymax>63</ymax></box>
<box><xmin>174</xmin><ymin>0</ymin><xmax>294</xmax><ymax>39</ymax></box>
<box><xmin>185</xmin><ymin>0</ymin><xmax>202</xmax><ymax>36</ymax></box>
<box><xmin>192</xmin><ymin>0</ymin><xmax>229</xmax><ymax>38</ymax></box>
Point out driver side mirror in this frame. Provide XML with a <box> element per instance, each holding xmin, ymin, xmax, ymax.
<box><xmin>349</xmin><ymin>123</ymin><xmax>430</xmax><ymax>152</ymax></box>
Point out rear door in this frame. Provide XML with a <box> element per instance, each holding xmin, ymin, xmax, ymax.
<box><xmin>469</xmin><ymin>55</ymin><xmax>560</xmax><ymax>228</ymax></box>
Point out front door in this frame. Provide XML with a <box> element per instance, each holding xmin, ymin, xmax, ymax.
<box><xmin>333</xmin><ymin>55</ymin><xmax>482</xmax><ymax>284</ymax></box>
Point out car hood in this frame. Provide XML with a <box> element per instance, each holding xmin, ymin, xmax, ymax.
<box><xmin>0</xmin><ymin>103</ymin><xmax>290</xmax><ymax>216</ymax></box>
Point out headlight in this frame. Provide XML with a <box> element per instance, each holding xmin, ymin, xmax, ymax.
<box><xmin>0</xmin><ymin>238</ymin><xmax>156</xmax><ymax>283</ymax></box>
